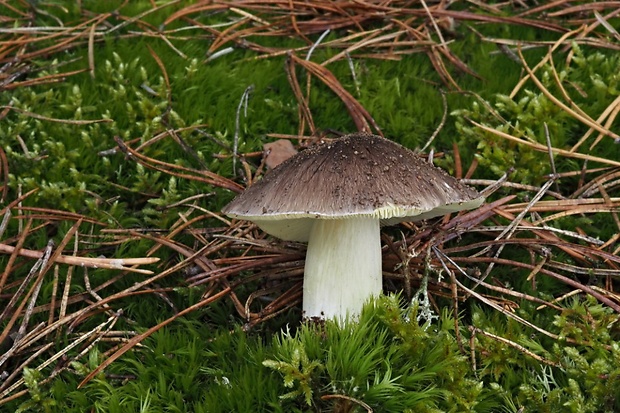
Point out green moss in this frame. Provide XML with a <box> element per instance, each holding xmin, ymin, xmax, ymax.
<box><xmin>9</xmin><ymin>294</ymin><xmax>620</xmax><ymax>412</ymax></box>
<box><xmin>1</xmin><ymin>5</ymin><xmax>549</xmax><ymax>229</ymax></box>
<box><xmin>470</xmin><ymin>298</ymin><xmax>620</xmax><ymax>412</ymax></box>
<box><xmin>453</xmin><ymin>43</ymin><xmax>620</xmax><ymax>184</ymax></box>
<box><xmin>10</xmin><ymin>297</ymin><xmax>494</xmax><ymax>413</ymax></box>
<box><xmin>4</xmin><ymin>2</ymin><xmax>620</xmax><ymax>412</ymax></box>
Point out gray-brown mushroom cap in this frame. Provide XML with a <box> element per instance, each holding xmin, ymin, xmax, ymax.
<box><xmin>222</xmin><ymin>133</ymin><xmax>484</xmax><ymax>242</ymax></box>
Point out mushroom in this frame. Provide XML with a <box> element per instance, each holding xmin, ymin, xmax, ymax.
<box><xmin>222</xmin><ymin>133</ymin><xmax>484</xmax><ymax>322</ymax></box>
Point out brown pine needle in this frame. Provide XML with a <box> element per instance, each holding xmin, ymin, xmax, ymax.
<box><xmin>470</xmin><ymin>120</ymin><xmax>620</xmax><ymax>168</ymax></box>
<box><xmin>0</xmin><ymin>243</ymin><xmax>159</xmax><ymax>274</ymax></box>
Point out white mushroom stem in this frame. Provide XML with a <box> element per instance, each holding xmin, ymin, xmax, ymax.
<box><xmin>303</xmin><ymin>217</ymin><xmax>382</xmax><ymax>323</ymax></box>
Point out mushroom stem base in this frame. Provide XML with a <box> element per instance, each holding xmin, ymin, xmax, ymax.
<box><xmin>303</xmin><ymin>218</ymin><xmax>382</xmax><ymax>322</ymax></box>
